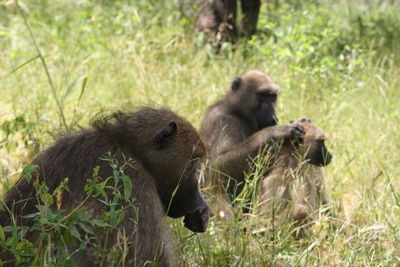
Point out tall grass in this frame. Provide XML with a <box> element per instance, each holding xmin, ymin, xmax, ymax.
<box><xmin>1</xmin><ymin>0</ymin><xmax>399</xmax><ymax>265</ymax></box>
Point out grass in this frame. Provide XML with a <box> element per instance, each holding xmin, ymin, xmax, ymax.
<box><xmin>1</xmin><ymin>0</ymin><xmax>400</xmax><ymax>265</ymax></box>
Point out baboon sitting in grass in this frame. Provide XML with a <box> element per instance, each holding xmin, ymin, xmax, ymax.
<box><xmin>259</xmin><ymin>118</ymin><xmax>332</xmax><ymax>231</ymax></box>
<box><xmin>0</xmin><ymin>107</ymin><xmax>209</xmax><ymax>267</ymax></box>
<box><xmin>199</xmin><ymin>70</ymin><xmax>304</xmax><ymax>220</ymax></box>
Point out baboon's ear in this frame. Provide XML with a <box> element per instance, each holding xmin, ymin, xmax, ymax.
<box><xmin>231</xmin><ymin>77</ymin><xmax>242</xmax><ymax>91</ymax></box>
<box><xmin>300</xmin><ymin>117</ymin><xmax>311</xmax><ymax>123</ymax></box>
<box><xmin>154</xmin><ymin>121</ymin><xmax>177</xmax><ymax>150</ymax></box>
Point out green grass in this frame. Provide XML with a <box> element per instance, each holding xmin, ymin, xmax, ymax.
<box><xmin>1</xmin><ymin>0</ymin><xmax>400</xmax><ymax>265</ymax></box>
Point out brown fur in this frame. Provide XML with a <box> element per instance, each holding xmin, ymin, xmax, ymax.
<box><xmin>259</xmin><ymin>118</ymin><xmax>332</xmax><ymax>231</ymax></box>
<box><xmin>199</xmin><ymin>70</ymin><xmax>304</xmax><ymax>220</ymax></box>
<box><xmin>0</xmin><ymin>107</ymin><xmax>209</xmax><ymax>266</ymax></box>
<box><xmin>196</xmin><ymin>0</ymin><xmax>261</xmax><ymax>44</ymax></box>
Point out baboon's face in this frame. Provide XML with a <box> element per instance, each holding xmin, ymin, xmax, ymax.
<box><xmin>146</xmin><ymin>120</ymin><xmax>209</xmax><ymax>232</ymax></box>
<box><xmin>231</xmin><ymin>70</ymin><xmax>280</xmax><ymax>129</ymax></box>
<box><xmin>297</xmin><ymin>118</ymin><xmax>332</xmax><ymax>166</ymax></box>
<box><xmin>305</xmin><ymin>139</ymin><xmax>332</xmax><ymax>166</ymax></box>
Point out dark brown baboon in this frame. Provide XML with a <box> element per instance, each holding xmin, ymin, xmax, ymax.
<box><xmin>259</xmin><ymin>118</ymin><xmax>332</xmax><ymax>229</ymax></box>
<box><xmin>196</xmin><ymin>0</ymin><xmax>261</xmax><ymax>43</ymax></box>
<box><xmin>199</xmin><ymin>70</ymin><xmax>304</xmax><ymax>219</ymax></box>
<box><xmin>0</xmin><ymin>107</ymin><xmax>209</xmax><ymax>266</ymax></box>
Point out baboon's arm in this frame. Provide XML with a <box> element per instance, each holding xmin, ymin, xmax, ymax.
<box><xmin>216</xmin><ymin>123</ymin><xmax>301</xmax><ymax>183</ymax></box>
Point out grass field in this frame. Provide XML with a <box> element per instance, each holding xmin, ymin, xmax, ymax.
<box><xmin>0</xmin><ymin>0</ymin><xmax>399</xmax><ymax>266</ymax></box>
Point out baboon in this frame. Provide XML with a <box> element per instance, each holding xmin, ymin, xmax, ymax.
<box><xmin>259</xmin><ymin>118</ymin><xmax>332</xmax><ymax>229</ymax></box>
<box><xmin>0</xmin><ymin>107</ymin><xmax>209</xmax><ymax>266</ymax></box>
<box><xmin>196</xmin><ymin>0</ymin><xmax>261</xmax><ymax>43</ymax></box>
<box><xmin>199</xmin><ymin>70</ymin><xmax>304</xmax><ymax>219</ymax></box>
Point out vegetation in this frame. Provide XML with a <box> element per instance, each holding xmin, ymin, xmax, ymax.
<box><xmin>0</xmin><ymin>0</ymin><xmax>399</xmax><ymax>265</ymax></box>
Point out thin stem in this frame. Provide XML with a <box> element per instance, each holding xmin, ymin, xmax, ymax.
<box><xmin>15</xmin><ymin>0</ymin><xmax>70</xmax><ymax>132</ymax></box>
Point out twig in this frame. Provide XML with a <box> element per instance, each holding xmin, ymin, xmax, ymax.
<box><xmin>196</xmin><ymin>234</ymin><xmax>208</xmax><ymax>266</ymax></box>
<box><xmin>45</xmin><ymin>195</ymin><xmax>90</xmax><ymax>232</ymax></box>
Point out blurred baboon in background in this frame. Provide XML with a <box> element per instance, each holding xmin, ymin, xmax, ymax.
<box><xmin>196</xmin><ymin>0</ymin><xmax>261</xmax><ymax>43</ymax></box>
<box><xmin>0</xmin><ymin>107</ymin><xmax>209</xmax><ymax>266</ymax></box>
<box><xmin>259</xmin><ymin>118</ymin><xmax>332</xmax><ymax>232</ymax></box>
<box><xmin>199</xmin><ymin>70</ymin><xmax>304</xmax><ymax>220</ymax></box>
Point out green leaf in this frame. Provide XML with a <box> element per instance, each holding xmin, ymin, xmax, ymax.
<box><xmin>2</xmin><ymin>226</ymin><xmax>13</xmax><ymax>232</ymax></box>
<box><xmin>39</xmin><ymin>192</ymin><xmax>54</xmax><ymax>206</ymax></box>
<box><xmin>22</xmin><ymin>213</ymin><xmax>38</xmax><ymax>219</ymax></box>
<box><xmin>0</xmin><ymin>226</ymin><xmax>5</xmax><ymax>241</ymax></box>
<box><xmin>62</xmin><ymin>79</ymin><xmax>79</xmax><ymax>105</ymax></box>
<box><xmin>69</xmin><ymin>226</ymin><xmax>81</xmax><ymax>240</ymax></box>
<box><xmin>8</xmin><ymin>55</ymin><xmax>40</xmax><ymax>75</ymax></box>
<box><xmin>79</xmin><ymin>76</ymin><xmax>88</xmax><ymax>101</ymax></box>
<box><xmin>62</xmin><ymin>76</ymin><xmax>88</xmax><ymax>105</ymax></box>
<box><xmin>121</xmin><ymin>175</ymin><xmax>132</xmax><ymax>199</ymax></box>
<box><xmin>21</xmin><ymin>165</ymin><xmax>38</xmax><ymax>182</ymax></box>
<box><xmin>16</xmin><ymin>240</ymin><xmax>33</xmax><ymax>255</ymax></box>
<box><xmin>61</xmin><ymin>229</ymin><xmax>76</xmax><ymax>246</ymax></box>
<box><xmin>91</xmin><ymin>218</ymin><xmax>110</xmax><ymax>228</ymax></box>
<box><xmin>30</xmin><ymin>255</ymin><xmax>39</xmax><ymax>267</ymax></box>
<box><xmin>79</xmin><ymin>222</ymin><xmax>94</xmax><ymax>235</ymax></box>
<box><xmin>38</xmin><ymin>232</ymin><xmax>48</xmax><ymax>241</ymax></box>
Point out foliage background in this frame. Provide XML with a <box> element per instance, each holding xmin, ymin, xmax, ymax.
<box><xmin>0</xmin><ymin>0</ymin><xmax>399</xmax><ymax>265</ymax></box>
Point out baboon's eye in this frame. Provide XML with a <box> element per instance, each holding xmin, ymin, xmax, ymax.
<box><xmin>257</xmin><ymin>92</ymin><xmax>277</xmax><ymax>102</ymax></box>
<box><xmin>269</xmin><ymin>93</ymin><xmax>277</xmax><ymax>102</ymax></box>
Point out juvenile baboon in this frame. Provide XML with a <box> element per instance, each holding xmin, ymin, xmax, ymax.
<box><xmin>259</xmin><ymin>118</ymin><xmax>332</xmax><ymax>228</ymax></box>
<box><xmin>0</xmin><ymin>107</ymin><xmax>209</xmax><ymax>266</ymax></box>
<box><xmin>199</xmin><ymin>70</ymin><xmax>304</xmax><ymax>219</ymax></box>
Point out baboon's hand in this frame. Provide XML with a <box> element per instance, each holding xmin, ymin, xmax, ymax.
<box><xmin>278</xmin><ymin>123</ymin><xmax>305</xmax><ymax>145</ymax></box>
<box><xmin>258</xmin><ymin>123</ymin><xmax>304</xmax><ymax>145</ymax></box>
<box><xmin>286</xmin><ymin>122</ymin><xmax>305</xmax><ymax>139</ymax></box>
<box><xmin>183</xmin><ymin>204</ymin><xmax>209</xmax><ymax>233</ymax></box>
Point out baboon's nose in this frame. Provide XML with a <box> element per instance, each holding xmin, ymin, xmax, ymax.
<box><xmin>322</xmin><ymin>152</ymin><xmax>332</xmax><ymax>166</ymax></box>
